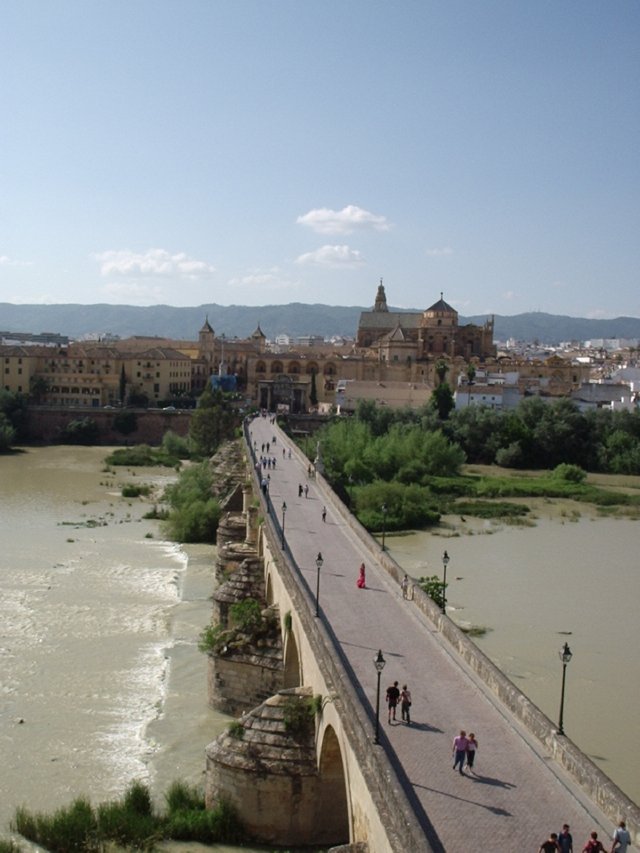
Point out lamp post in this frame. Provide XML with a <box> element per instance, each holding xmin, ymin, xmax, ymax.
<box><xmin>314</xmin><ymin>552</ymin><xmax>323</xmax><ymax>617</ymax></box>
<box><xmin>281</xmin><ymin>501</ymin><xmax>287</xmax><ymax>550</ymax></box>
<box><xmin>441</xmin><ymin>550</ymin><xmax>450</xmax><ymax>614</ymax></box>
<box><xmin>381</xmin><ymin>503</ymin><xmax>388</xmax><ymax>551</ymax></box>
<box><xmin>557</xmin><ymin>641</ymin><xmax>573</xmax><ymax>736</ymax></box>
<box><xmin>373</xmin><ymin>649</ymin><xmax>386</xmax><ymax>744</ymax></box>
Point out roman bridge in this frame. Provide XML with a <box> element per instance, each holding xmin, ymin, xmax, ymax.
<box><xmin>205</xmin><ymin>415</ymin><xmax>639</xmax><ymax>853</ymax></box>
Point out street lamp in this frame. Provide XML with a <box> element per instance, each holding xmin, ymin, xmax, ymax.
<box><xmin>281</xmin><ymin>501</ymin><xmax>287</xmax><ymax>550</ymax></box>
<box><xmin>441</xmin><ymin>550</ymin><xmax>450</xmax><ymax>614</ymax></box>
<box><xmin>314</xmin><ymin>552</ymin><xmax>323</xmax><ymax>617</ymax></box>
<box><xmin>373</xmin><ymin>649</ymin><xmax>386</xmax><ymax>744</ymax></box>
<box><xmin>381</xmin><ymin>503</ymin><xmax>388</xmax><ymax>551</ymax></box>
<box><xmin>557</xmin><ymin>641</ymin><xmax>573</xmax><ymax>736</ymax></box>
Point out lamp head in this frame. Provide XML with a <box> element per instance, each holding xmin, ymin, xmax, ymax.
<box><xmin>560</xmin><ymin>642</ymin><xmax>573</xmax><ymax>664</ymax></box>
<box><xmin>442</xmin><ymin>550</ymin><xmax>450</xmax><ymax>566</ymax></box>
<box><xmin>316</xmin><ymin>552</ymin><xmax>323</xmax><ymax>570</ymax></box>
<box><xmin>373</xmin><ymin>649</ymin><xmax>386</xmax><ymax>672</ymax></box>
<box><xmin>282</xmin><ymin>501</ymin><xmax>287</xmax><ymax>513</ymax></box>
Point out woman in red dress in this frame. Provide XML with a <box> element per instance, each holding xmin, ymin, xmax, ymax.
<box><xmin>356</xmin><ymin>562</ymin><xmax>366</xmax><ymax>588</ymax></box>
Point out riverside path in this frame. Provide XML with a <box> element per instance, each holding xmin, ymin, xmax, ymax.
<box><xmin>249</xmin><ymin>417</ymin><xmax>615</xmax><ymax>852</ymax></box>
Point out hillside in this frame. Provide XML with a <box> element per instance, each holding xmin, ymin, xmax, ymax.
<box><xmin>1</xmin><ymin>302</ymin><xmax>639</xmax><ymax>345</ymax></box>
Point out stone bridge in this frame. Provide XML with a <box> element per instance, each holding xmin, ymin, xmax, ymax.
<box><xmin>204</xmin><ymin>417</ymin><xmax>639</xmax><ymax>852</ymax></box>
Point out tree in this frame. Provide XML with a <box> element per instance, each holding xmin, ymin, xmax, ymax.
<box><xmin>0</xmin><ymin>413</ymin><xmax>16</xmax><ymax>452</ymax></box>
<box><xmin>434</xmin><ymin>359</ymin><xmax>449</xmax><ymax>385</ymax></box>
<box><xmin>119</xmin><ymin>365</ymin><xmax>127</xmax><ymax>404</ymax></box>
<box><xmin>113</xmin><ymin>410</ymin><xmax>138</xmax><ymax>436</ymax></box>
<box><xmin>309</xmin><ymin>369</ymin><xmax>318</xmax><ymax>408</ymax></box>
<box><xmin>29</xmin><ymin>376</ymin><xmax>50</xmax><ymax>404</ymax></box>
<box><xmin>431</xmin><ymin>383</ymin><xmax>455</xmax><ymax>420</ymax></box>
<box><xmin>189</xmin><ymin>386</ymin><xmax>238</xmax><ymax>458</ymax></box>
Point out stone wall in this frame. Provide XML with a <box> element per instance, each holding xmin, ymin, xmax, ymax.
<box><xmin>25</xmin><ymin>406</ymin><xmax>190</xmax><ymax>444</ymax></box>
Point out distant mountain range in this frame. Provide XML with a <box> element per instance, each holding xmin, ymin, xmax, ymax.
<box><xmin>1</xmin><ymin>302</ymin><xmax>639</xmax><ymax>346</ymax></box>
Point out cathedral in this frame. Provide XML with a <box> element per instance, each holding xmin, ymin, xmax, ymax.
<box><xmin>356</xmin><ymin>281</ymin><xmax>495</xmax><ymax>362</ymax></box>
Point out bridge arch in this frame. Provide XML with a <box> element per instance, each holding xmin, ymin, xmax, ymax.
<box><xmin>283</xmin><ymin>626</ymin><xmax>301</xmax><ymax>688</ymax></box>
<box><xmin>316</xmin><ymin>723</ymin><xmax>350</xmax><ymax>844</ymax></box>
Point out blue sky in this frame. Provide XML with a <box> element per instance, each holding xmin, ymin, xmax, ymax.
<box><xmin>1</xmin><ymin>0</ymin><xmax>639</xmax><ymax>318</ymax></box>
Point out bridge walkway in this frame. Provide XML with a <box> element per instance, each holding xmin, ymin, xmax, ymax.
<box><xmin>250</xmin><ymin>417</ymin><xmax>614</xmax><ymax>852</ymax></box>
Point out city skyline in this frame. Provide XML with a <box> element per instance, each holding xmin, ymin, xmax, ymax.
<box><xmin>2</xmin><ymin>1</ymin><xmax>639</xmax><ymax>319</ymax></box>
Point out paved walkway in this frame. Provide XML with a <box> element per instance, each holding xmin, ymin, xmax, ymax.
<box><xmin>249</xmin><ymin>417</ymin><xmax>614</xmax><ymax>852</ymax></box>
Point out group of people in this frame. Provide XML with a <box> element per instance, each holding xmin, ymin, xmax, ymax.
<box><xmin>539</xmin><ymin>820</ymin><xmax>631</xmax><ymax>852</ymax></box>
<box><xmin>452</xmin><ymin>730</ymin><xmax>479</xmax><ymax>773</ymax></box>
<box><xmin>385</xmin><ymin>680</ymin><xmax>412</xmax><ymax>725</ymax></box>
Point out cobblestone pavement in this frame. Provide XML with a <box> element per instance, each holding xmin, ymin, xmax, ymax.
<box><xmin>250</xmin><ymin>418</ymin><xmax>613</xmax><ymax>852</ymax></box>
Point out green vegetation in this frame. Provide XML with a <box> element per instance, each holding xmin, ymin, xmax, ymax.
<box><xmin>199</xmin><ymin>599</ymin><xmax>277</xmax><ymax>655</ymax></box>
<box><xmin>11</xmin><ymin>780</ymin><xmax>243</xmax><ymax>851</ymax></box>
<box><xmin>0</xmin><ymin>840</ymin><xmax>22</xmax><ymax>853</ymax></box>
<box><xmin>112</xmin><ymin>409</ymin><xmax>137</xmax><ymax>436</ymax></box>
<box><xmin>228</xmin><ymin>720</ymin><xmax>245</xmax><ymax>740</ymax></box>
<box><xmin>163</xmin><ymin>461</ymin><xmax>221</xmax><ymax>542</ymax></box>
<box><xmin>0</xmin><ymin>389</ymin><xmax>29</xmax><ymax>450</ymax></box>
<box><xmin>59</xmin><ymin>417</ymin><xmax>100</xmax><ymax>445</ymax></box>
<box><xmin>105</xmin><ymin>430</ymin><xmax>190</xmax><ymax>468</ymax></box>
<box><xmin>121</xmin><ymin>483</ymin><xmax>151</xmax><ymax>498</ymax></box>
<box><xmin>312</xmin><ymin>400</ymin><xmax>640</xmax><ymax>534</ymax></box>
<box><xmin>189</xmin><ymin>386</ymin><xmax>239</xmax><ymax>458</ymax></box>
<box><xmin>417</xmin><ymin>575</ymin><xmax>446</xmax><ymax>610</ymax></box>
<box><xmin>282</xmin><ymin>695</ymin><xmax>317</xmax><ymax>739</ymax></box>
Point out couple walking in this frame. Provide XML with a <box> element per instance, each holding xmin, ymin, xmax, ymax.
<box><xmin>452</xmin><ymin>730</ymin><xmax>478</xmax><ymax>773</ymax></box>
<box><xmin>386</xmin><ymin>681</ymin><xmax>412</xmax><ymax>724</ymax></box>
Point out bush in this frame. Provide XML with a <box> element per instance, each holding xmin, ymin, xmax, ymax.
<box><xmin>417</xmin><ymin>575</ymin><xmax>446</xmax><ymax>610</ymax></box>
<box><xmin>121</xmin><ymin>483</ymin><xmax>151</xmax><ymax>498</ymax></box>
<box><xmin>165</xmin><ymin>780</ymin><xmax>205</xmax><ymax>813</ymax></box>
<box><xmin>12</xmin><ymin>797</ymin><xmax>98</xmax><ymax>853</ymax></box>
<box><xmin>552</xmin><ymin>463</ymin><xmax>587</xmax><ymax>483</ymax></box>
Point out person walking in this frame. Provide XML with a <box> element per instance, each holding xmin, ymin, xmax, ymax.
<box><xmin>321</xmin><ymin>506</ymin><xmax>327</xmax><ymax>523</ymax></box>
<box><xmin>452</xmin><ymin>730</ymin><xmax>469</xmax><ymax>774</ymax></box>
<box><xmin>304</xmin><ymin>484</ymin><xmax>309</xmax><ymax>498</ymax></box>
<box><xmin>386</xmin><ymin>681</ymin><xmax>400</xmax><ymax>723</ymax></box>
<box><xmin>611</xmin><ymin>820</ymin><xmax>631</xmax><ymax>853</ymax></box>
<box><xmin>298</xmin><ymin>484</ymin><xmax>303</xmax><ymax>497</ymax></box>
<box><xmin>582</xmin><ymin>831</ymin><xmax>605</xmax><ymax>852</ymax></box>
<box><xmin>356</xmin><ymin>563</ymin><xmax>366</xmax><ymax>589</ymax></box>
<box><xmin>465</xmin><ymin>732</ymin><xmax>478</xmax><ymax>771</ymax></box>
<box><xmin>400</xmin><ymin>684</ymin><xmax>412</xmax><ymax>724</ymax></box>
<box><xmin>539</xmin><ymin>833</ymin><xmax>561</xmax><ymax>853</ymax></box>
<box><xmin>557</xmin><ymin>824</ymin><xmax>573</xmax><ymax>853</ymax></box>
<box><xmin>401</xmin><ymin>574</ymin><xmax>409</xmax><ymax>599</ymax></box>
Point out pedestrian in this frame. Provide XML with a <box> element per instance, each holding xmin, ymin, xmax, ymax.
<box><xmin>272</xmin><ymin>435</ymin><xmax>276</xmax><ymax>444</ymax></box>
<box><xmin>288</xmin><ymin>448</ymin><xmax>292</xmax><ymax>459</ymax></box>
<box><xmin>261</xmin><ymin>443</ymin><xmax>265</xmax><ymax>453</ymax></box>
<box><xmin>538</xmin><ymin>833</ymin><xmax>561</xmax><ymax>853</ymax></box>
<box><xmin>304</xmin><ymin>484</ymin><xmax>309</xmax><ymax>498</ymax></box>
<box><xmin>400</xmin><ymin>684</ymin><xmax>412</xmax><ymax>724</ymax></box>
<box><xmin>322</xmin><ymin>506</ymin><xmax>327</xmax><ymax>523</ymax></box>
<box><xmin>261</xmin><ymin>477</ymin><xmax>268</xmax><ymax>495</ymax></box>
<box><xmin>307</xmin><ymin>464</ymin><xmax>312</xmax><ymax>478</ymax></box>
<box><xmin>298</xmin><ymin>484</ymin><xmax>303</xmax><ymax>497</ymax></box>
<box><xmin>452</xmin><ymin>730</ymin><xmax>469</xmax><ymax>774</ymax></box>
<box><xmin>582</xmin><ymin>831</ymin><xmax>605</xmax><ymax>853</ymax></box>
<box><xmin>466</xmin><ymin>732</ymin><xmax>478</xmax><ymax>770</ymax></box>
<box><xmin>557</xmin><ymin>824</ymin><xmax>573</xmax><ymax>853</ymax></box>
<box><xmin>272</xmin><ymin>457</ymin><xmax>276</xmax><ymax>469</ymax></box>
<box><xmin>282</xmin><ymin>448</ymin><xmax>286</xmax><ymax>458</ymax></box>
<box><xmin>266</xmin><ymin>442</ymin><xmax>270</xmax><ymax>453</ymax></box>
<box><xmin>612</xmin><ymin>821</ymin><xmax>631</xmax><ymax>853</ymax></box>
<box><xmin>401</xmin><ymin>574</ymin><xmax>409</xmax><ymax>599</ymax></box>
<box><xmin>386</xmin><ymin>681</ymin><xmax>400</xmax><ymax>723</ymax></box>
<box><xmin>356</xmin><ymin>562</ymin><xmax>366</xmax><ymax>588</ymax></box>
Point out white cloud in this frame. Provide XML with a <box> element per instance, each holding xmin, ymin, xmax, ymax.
<box><xmin>295</xmin><ymin>245</ymin><xmax>365</xmax><ymax>268</ymax></box>
<box><xmin>585</xmin><ymin>308</ymin><xmax>608</xmax><ymax>319</ymax></box>
<box><xmin>425</xmin><ymin>247</ymin><xmax>453</xmax><ymax>257</ymax></box>
<box><xmin>502</xmin><ymin>290</ymin><xmax>515</xmax><ymax>300</ymax></box>
<box><xmin>0</xmin><ymin>255</ymin><xmax>33</xmax><ymax>267</ymax></box>
<box><xmin>228</xmin><ymin>270</ymin><xmax>300</xmax><ymax>291</ymax></box>
<box><xmin>93</xmin><ymin>248</ymin><xmax>215</xmax><ymax>279</ymax></box>
<box><xmin>296</xmin><ymin>205</ymin><xmax>390</xmax><ymax>235</ymax></box>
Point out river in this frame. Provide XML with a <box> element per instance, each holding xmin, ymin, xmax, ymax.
<box><xmin>387</xmin><ymin>504</ymin><xmax>640</xmax><ymax>805</ymax></box>
<box><xmin>1</xmin><ymin>447</ymin><xmax>637</xmax><ymax>848</ymax></box>
<box><xmin>0</xmin><ymin>445</ymin><xmax>266</xmax><ymax>852</ymax></box>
